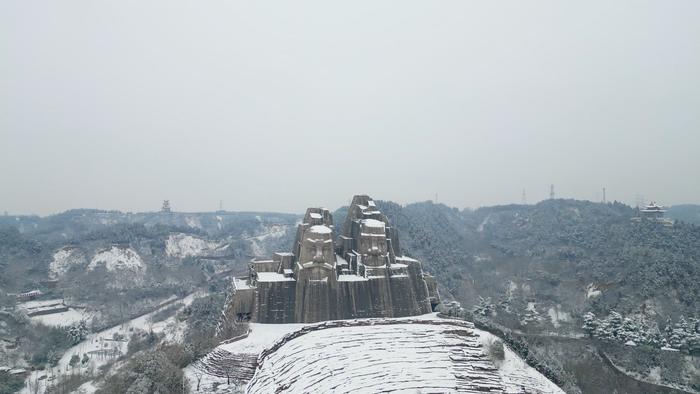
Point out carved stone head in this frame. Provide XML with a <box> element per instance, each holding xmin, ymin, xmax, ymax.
<box><xmin>298</xmin><ymin>225</ymin><xmax>335</xmax><ymax>274</ymax></box>
<box><xmin>357</xmin><ymin>219</ymin><xmax>388</xmax><ymax>267</ymax></box>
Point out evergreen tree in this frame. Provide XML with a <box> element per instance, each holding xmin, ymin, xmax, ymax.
<box><xmin>582</xmin><ymin>312</ymin><xmax>598</xmax><ymax>337</ymax></box>
<box><xmin>620</xmin><ymin>318</ymin><xmax>640</xmax><ymax>343</ymax></box>
<box><xmin>607</xmin><ymin>311</ymin><xmax>623</xmax><ymax>339</ymax></box>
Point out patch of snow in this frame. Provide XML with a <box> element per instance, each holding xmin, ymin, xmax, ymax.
<box><xmin>547</xmin><ymin>305</ymin><xmax>572</xmax><ymax>329</ymax></box>
<box><xmin>338</xmin><ymin>274</ymin><xmax>368</xmax><ymax>282</ymax></box>
<box><xmin>308</xmin><ymin>225</ymin><xmax>332</xmax><ymax>234</ymax></box>
<box><xmin>248</xmin><ymin>224</ymin><xmax>289</xmax><ymax>257</ymax></box>
<box><xmin>586</xmin><ymin>283</ymin><xmax>602</xmax><ymax>299</ymax></box>
<box><xmin>473</xmin><ymin>254</ymin><xmax>492</xmax><ymax>262</ymax></box>
<box><xmin>185</xmin><ymin>217</ymin><xmax>202</xmax><ymax>229</ymax></box>
<box><xmin>309</xmin><ymin>212</ymin><xmax>322</xmax><ymax>219</ymax></box>
<box><xmin>508</xmin><ymin>280</ymin><xmax>518</xmax><ymax>293</ymax></box>
<box><xmin>475</xmin><ymin>329</ymin><xmax>565</xmax><ymax>394</ymax></box>
<box><xmin>395</xmin><ymin>256</ymin><xmax>418</xmax><ymax>262</ymax></box>
<box><xmin>31</xmin><ymin>309</ymin><xmax>90</xmax><ymax>327</ymax></box>
<box><xmin>166</xmin><ymin>233</ymin><xmax>221</xmax><ymax>258</ymax></box>
<box><xmin>477</xmin><ymin>214</ymin><xmax>491</xmax><ymax>232</ymax></box>
<box><xmin>49</xmin><ymin>247</ymin><xmax>87</xmax><ymax>278</ymax></box>
<box><xmin>361</xmin><ymin>218</ymin><xmax>385</xmax><ymax>228</ymax></box>
<box><xmin>256</xmin><ymin>272</ymin><xmax>295</xmax><ymax>282</ymax></box>
<box><xmin>88</xmin><ymin>246</ymin><xmax>144</xmax><ymax>271</ymax></box>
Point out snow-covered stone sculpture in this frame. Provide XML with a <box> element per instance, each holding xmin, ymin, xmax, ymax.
<box><xmin>224</xmin><ymin>195</ymin><xmax>440</xmax><ymax>324</ymax></box>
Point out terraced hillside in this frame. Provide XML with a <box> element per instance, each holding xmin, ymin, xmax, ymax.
<box><xmin>191</xmin><ymin>317</ymin><xmax>563</xmax><ymax>393</ymax></box>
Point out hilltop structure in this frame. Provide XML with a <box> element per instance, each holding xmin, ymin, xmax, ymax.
<box><xmin>223</xmin><ymin>195</ymin><xmax>440</xmax><ymax>324</ymax></box>
<box><xmin>632</xmin><ymin>201</ymin><xmax>674</xmax><ymax>226</ymax></box>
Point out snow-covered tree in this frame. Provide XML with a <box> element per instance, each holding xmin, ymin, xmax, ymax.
<box><xmin>644</xmin><ymin>321</ymin><xmax>666</xmax><ymax>348</ymax></box>
<box><xmin>620</xmin><ymin>318</ymin><xmax>641</xmax><ymax>343</ymax></box>
<box><xmin>473</xmin><ymin>296</ymin><xmax>495</xmax><ymax>317</ymax></box>
<box><xmin>668</xmin><ymin>316</ymin><xmax>690</xmax><ymax>349</ymax></box>
<box><xmin>69</xmin><ymin>354</ymin><xmax>80</xmax><ymax>369</ymax></box>
<box><xmin>66</xmin><ymin>320</ymin><xmax>89</xmax><ymax>345</ymax></box>
<box><xmin>607</xmin><ymin>311</ymin><xmax>623</xmax><ymax>339</ymax></box>
<box><xmin>582</xmin><ymin>312</ymin><xmax>598</xmax><ymax>337</ymax></box>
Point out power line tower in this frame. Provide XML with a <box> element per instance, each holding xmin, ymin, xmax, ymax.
<box><xmin>635</xmin><ymin>194</ymin><xmax>645</xmax><ymax>209</ymax></box>
<box><xmin>161</xmin><ymin>200</ymin><xmax>172</xmax><ymax>213</ymax></box>
<box><xmin>521</xmin><ymin>189</ymin><xmax>527</xmax><ymax>205</ymax></box>
<box><xmin>550</xmin><ymin>184</ymin><xmax>555</xmax><ymax>200</ymax></box>
<box><xmin>602</xmin><ymin>187</ymin><xmax>607</xmax><ymax>203</ymax></box>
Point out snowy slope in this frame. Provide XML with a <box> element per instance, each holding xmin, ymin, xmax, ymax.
<box><xmin>190</xmin><ymin>315</ymin><xmax>564</xmax><ymax>394</ymax></box>
<box><xmin>20</xmin><ymin>293</ymin><xmax>201</xmax><ymax>394</ymax></box>
<box><xmin>49</xmin><ymin>247</ymin><xmax>87</xmax><ymax>278</ymax></box>
<box><xmin>165</xmin><ymin>233</ymin><xmax>224</xmax><ymax>258</ymax></box>
<box><xmin>87</xmin><ymin>246</ymin><xmax>144</xmax><ymax>271</ymax></box>
<box><xmin>247</xmin><ymin>319</ymin><xmax>505</xmax><ymax>393</ymax></box>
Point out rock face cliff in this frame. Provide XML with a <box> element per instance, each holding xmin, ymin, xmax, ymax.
<box><xmin>223</xmin><ymin>195</ymin><xmax>440</xmax><ymax>324</ymax></box>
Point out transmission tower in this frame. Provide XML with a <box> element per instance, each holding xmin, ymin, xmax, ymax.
<box><xmin>550</xmin><ymin>184</ymin><xmax>555</xmax><ymax>200</ymax></box>
<box><xmin>161</xmin><ymin>200</ymin><xmax>171</xmax><ymax>213</ymax></box>
<box><xmin>521</xmin><ymin>189</ymin><xmax>527</xmax><ymax>205</ymax></box>
<box><xmin>602</xmin><ymin>187</ymin><xmax>607</xmax><ymax>203</ymax></box>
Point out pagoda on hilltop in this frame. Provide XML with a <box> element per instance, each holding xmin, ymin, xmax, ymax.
<box><xmin>633</xmin><ymin>201</ymin><xmax>674</xmax><ymax>226</ymax></box>
<box><xmin>222</xmin><ymin>195</ymin><xmax>440</xmax><ymax>324</ymax></box>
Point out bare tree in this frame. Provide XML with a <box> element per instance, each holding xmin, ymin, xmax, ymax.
<box><xmin>194</xmin><ymin>370</ymin><xmax>204</xmax><ymax>391</ymax></box>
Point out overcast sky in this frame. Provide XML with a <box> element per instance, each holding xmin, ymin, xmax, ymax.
<box><xmin>1</xmin><ymin>1</ymin><xmax>699</xmax><ymax>215</ymax></box>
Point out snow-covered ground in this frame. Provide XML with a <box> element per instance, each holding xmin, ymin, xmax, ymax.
<box><xmin>185</xmin><ymin>322</ymin><xmax>306</xmax><ymax>393</ymax></box>
<box><xmin>189</xmin><ymin>313</ymin><xmax>564</xmax><ymax>394</ymax></box>
<box><xmin>547</xmin><ymin>305</ymin><xmax>572</xmax><ymax>329</ymax></box>
<box><xmin>20</xmin><ymin>292</ymin><xmax>201</xmax><ymax>394</ymax></box>
<box><xmin>49</xmin><ymin>247</ymin><xmax>87</xmax><ymax>278</ymax></box>
<box><xmin>87</xmin><ymin>246</ymin><xmax>144</xmax><ymax>271</ymax></box>
<box><xmin>247</xmin><ymin>319</ymin><xmax>504</xmax><ymax>393</ymax></box>
<box><xmin>247</xmin><ymin>224</ymin><xmax>289</xmax><ymax>257</ymax></box>
<box><xmin>475</xmin><ymin>329</ymin><xmax>565</xmax><ymax>393</ymax></box>
<box><xmin>31</xmin><ymin>308</ymin><xmax>91</xmax><ymax>327</ymax></box>
<box><xmin>166</xmin><ymin>233</ymin><xmax>223</xmax><ymax>258</ymax></box>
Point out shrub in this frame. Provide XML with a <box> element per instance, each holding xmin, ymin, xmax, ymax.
<box><xmin>486</xmin><ymin>338</ymin><xmax>506</xmax><ymax>363</ymax></box>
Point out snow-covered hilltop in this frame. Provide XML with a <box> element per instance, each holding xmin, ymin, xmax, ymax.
<box><xmin>190</xmin><ymin>316</ymin><xmax>563</xmax><ymax>393</ymax></box>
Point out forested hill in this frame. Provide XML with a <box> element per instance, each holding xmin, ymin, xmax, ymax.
<box><xmin>667</xmin><ymin>204</ymin><xmax>700</xmax><ymax>225</ymax></box>
<box><xmin>371</xmin><ymin>199</ymin><xmax>699</xmax><ymax>330</ymax></box>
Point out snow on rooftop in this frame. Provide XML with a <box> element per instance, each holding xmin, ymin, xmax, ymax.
<box><xmin>308</xmin><ymin>225</ymin><xmax>332</xmax><ymax>234</ymax></box>
<box><xmin>360</xmin><ymin>218</ymin><xmax>384</xmax><ymax>229</ymax></box>
<box><xmin>309</xmin><ymin>212</ymin><xmax>322</xmax><ymax>219</ymax></box>
<box><xmin>256</xmin><ymin>272</ymin><xmax>295</xmax><ymax>282</ymax></box>
<box><xmin>337</xmin><ymin>274</ymin><xmax>368</xmax><ymax>282</ymax></box>
<box><xmin>234</xmin><ymin>278</ymin><xmax>251</xmax><ymax>290</ymax></box>
<box><xmin>396</xmin><ymin>256</ymin><xmax>418</xmax><ymax>262</ymax></box>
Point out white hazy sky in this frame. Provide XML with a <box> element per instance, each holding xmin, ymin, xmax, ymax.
<box><xmin>1</xmin><ymin>1</ymin><xmax>699</xmax><ymax>215</ymax></box>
